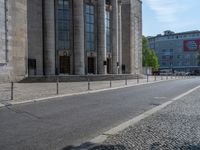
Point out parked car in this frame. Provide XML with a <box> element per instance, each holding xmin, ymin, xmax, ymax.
<box><xmin>160</xmin><ymin>69</ymin><xmax>173</xmax><ymax>76</ymax></box>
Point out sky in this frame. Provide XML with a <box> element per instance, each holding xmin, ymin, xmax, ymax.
<box><xmin>143</xmin><ymin>0</ymin><xmax>200</xmax><ymax>36</ymax></box>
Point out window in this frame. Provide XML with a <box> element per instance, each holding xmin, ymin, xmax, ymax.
<box><xmin>162</xmin><ymin>62</ymin><xmax>166</xmax><ymax>66</ymax></box>
<box><xmin>85</xmin><ymin>4</ymin><xmax>95</xmax><ymax>52</ymax></box>
<box><xmin>56</xmin><ymin>0</ymin><xmax>71</xmax><ymax>50</ymax></box>
<box><xmin>106</xmin><ymin>0</ymin><xmax>111</xmax><ymax>5</ymax></box>
<box><xmin>106</xmin><ymin>10</ymin><xmax>111</xmax><ymax>52</ymax></box>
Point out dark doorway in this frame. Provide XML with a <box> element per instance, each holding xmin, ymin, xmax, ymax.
<box><xmin>60</xmin><ymin>56</ymin><xmax>70</xmax><ymax>74</ymax></box>
<box><xmin>107</xmin><ymin>58</ymin><xmax>111</xmax><ymax>74</ymax></box>
<box><xmin>122</xmin><ymin>64</ymin><xmax>126</xmax><ymax>74</ymax></box>
<box><xmin>88</xmin><ymin>57</ymin><xmax>95</xmax><ymax>74</ymax></box>
<box><xmin>28</xmin><ymin>59</ymin><xmax>36</xmax><ymax>76</ymax></box>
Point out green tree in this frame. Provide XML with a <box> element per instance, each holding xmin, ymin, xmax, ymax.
<box><xmin>142</xmin><ymin>36</ymin><xmax>159</xmax><ymax>70</ymax></box>
<box><xmin>142</xmin><ymin>36</ymin><xmax>149</xmax><ymax>67</ymax></box>
<box><xmin>198</xmin><ymin>47</ymin><xmax>200</xmax><ymax>65</ymax></box>
<box><xmin>150</xmin><ymin>50</ymin><xmax>160</xmax><ymax>70</ymax></box>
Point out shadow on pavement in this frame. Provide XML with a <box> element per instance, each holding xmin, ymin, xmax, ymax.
<box><xmin>62</xmin><ymin>142</ymin><xmax>127</xmax><ymax>150</ymax></box>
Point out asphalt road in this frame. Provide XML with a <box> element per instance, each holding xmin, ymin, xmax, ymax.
<box><xmin>0</xmin><ymin>78</ymin><xmax>200</xmax><ymax>150</ymax></box>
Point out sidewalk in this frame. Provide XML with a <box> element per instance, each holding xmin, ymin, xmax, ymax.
<box><xmin>87</xmin><ymin>86</ymin><xmax>200</xmax><ymax>150</ymax></box>
<box><xmin>0</xmin><ymin>76</ymin><xmax>187</xmax><ymax>105</ymax></box>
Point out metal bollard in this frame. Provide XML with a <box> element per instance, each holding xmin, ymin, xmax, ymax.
<box><xmin>147</xmin><ymin>74</ymin><xmax>149</xmax><ymax>82</ymax></box>
<box><xmin>56</xmin><ymin>78</ymin><xmax>59</xmax><ymax>95</ymax></box>
<box><xmin>161</xmin><ymin>75</ymin><xmax>163</xmax><ymax>80</ymax></box>
<box><xmin>137</xmin><ymin>74</ymin><xmax>139</xmax><ymax>84</ymax></box>
<box><xmin>88</xmin><ymin>77</ymin><xmax>91</xmax><ymax>90</ymax></box>
<box><xmin>154</xmin><ymin>75</ymin><xmax>156</xmax><ymax>81</ymax></box>
<box><xmin>11</xmin><ymin>82</ymin><xmax>14</xmax><ymax>100</ymax></box>
<box><xmin>125</xmin><ymin>76</ymin><xmax>128</xmax><ymax>85</ymax></box>
<box><xmin>110</xmin><ymin>76</ymin><xmax>112</xmax><ymax>88</ymax></box>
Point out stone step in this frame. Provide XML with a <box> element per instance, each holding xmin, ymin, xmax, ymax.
<box><xmin>20</xmin><ymin>74</ymin><xmax>145</xmax><ymax>83</ymax></box>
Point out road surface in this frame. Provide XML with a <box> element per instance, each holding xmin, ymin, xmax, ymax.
<box><xmin>0</xmin><ymin>78</ymin><xmax>200</xmax><ymax>150</ymax></box>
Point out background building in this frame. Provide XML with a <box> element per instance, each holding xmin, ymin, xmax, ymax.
<box><xmin>148</xmin><ymin>30</ymin><xmax>200</xmax><ymax>73</ymax></box>
<box><xmin>0</xmin><ymin>0</ymin><xmax>142</xmax><ymax>82</ymax></box>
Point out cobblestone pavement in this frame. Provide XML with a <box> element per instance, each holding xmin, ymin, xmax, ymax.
<box><xmin>88</xmin><ymin>88</ymin><xmax>200</xmax><ymax>150</ymax></box>
<box><xmin>0</xmin><ymin>76</ymin><xmax>175</xmax><ymax>102</ymax></box>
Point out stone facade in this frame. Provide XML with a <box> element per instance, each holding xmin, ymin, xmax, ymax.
<box><xmin>0</xmin><ymin>0</ymin><xmax>28</xmax><ymax>82</ymax></box>
<box><xmin>0</xmin><ymin>0</ymin><xmax>143</xmax><ymax>82</ymax></box>
<box><xmin>0</xmin><ymin>0</ymin><xmax>6</xmax><ymax>64</ymax></box>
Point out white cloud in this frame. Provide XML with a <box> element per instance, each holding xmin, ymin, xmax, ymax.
<box><xmin>146</xmin><ymin>0</ymin><xmax>192</xmax><ymax>23</ymax></box>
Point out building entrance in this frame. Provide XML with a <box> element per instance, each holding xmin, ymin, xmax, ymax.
<box><xmin>59</xmin><ymin>56</ymin><xmax>70</xmax><ymax>74</ymax></box>
<box><xmin>107</xmin><ymin>58</ymin><xmax>111</xmax><ymax>74</ymax></box>
<box><xmin>88</xmin><ymin>57</ymin><xmax>95</xmax><ymax>74</ymax></box>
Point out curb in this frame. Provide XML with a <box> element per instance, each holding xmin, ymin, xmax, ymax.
<box><xmin>2</xmin><ymin>77</ymin><xmax>192</xmax><ymax>107</ymax></box>
<box><xmin>8</xmin><ymin>79</ymin><xmax>175</xmax><ymax>106</ymax></box>
<box><xmin>0</xmin><ymin>103</ymin><xmax>5</xmax><ymax>108</ymax></box>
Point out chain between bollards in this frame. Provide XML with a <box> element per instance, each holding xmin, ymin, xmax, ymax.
<box><xmin>11</xmin><ymin>82</ymin><xmax>14</xmax><ymax>100</ymax></box>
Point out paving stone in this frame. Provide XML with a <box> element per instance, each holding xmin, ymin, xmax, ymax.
<box><xmin>90</xmin><ymin>88</ymin><xmax>200</xmax><ymax>150</ymax></box>
<box><xmin>0</xmin><ymin>76</ymin><xmax>160</xmax><ymax>102</ymax></box>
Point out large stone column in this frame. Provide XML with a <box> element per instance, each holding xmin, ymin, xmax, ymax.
<box><xmin>130</xmin><ymin>0</ymin><xmax>135</xmax><ymax>74</ymax></box>
<box><xmin>0</xmin><ymin>0</ymin><xmax>6</xmax><ymax>64</ymax></box>
<box><xmin>73</xmin><ymin>0</ymin><xmax>85</xmax><ymax>75</ymax></box>
<box><xmin>121</xmin><ymin>1</ymin><xmax>131</xmax><ymax>74</ymax></box>
<box><xmin>6</xmin><ymin>0</ymin><xmax>28</xmax><ymax>81</ymax></box>
<box><xmin>118</xmin><ymin>0</ymin><xmax>122</xmax><ymax>74</ymax></box>
<box><xmin>138</xmin><ymin>0</ymin><xmax>143</xmax><ymax>74</ymax></box>
<box><xmin>97</xmin><ymin>0</ymin><xmax>107</xmax><ymax>74</ymax></box>
<box><xmin>44</xmin><ymin>0</ymin><xmax>56</xmax><ymax>75</ymax></box>
<box><xmin>27</xmin><ymin>0</ymin><xmax>43</xmax><ymax>76</ymax></box>
<box><xmin>131</xmin><ymin>0</ymin><xmax>143</xmax><ymax>75</ymax></box>
<box><xmin>111</xmin><ymin>0</ymin><xmax>119</xmax><ymax>74</ymax></box>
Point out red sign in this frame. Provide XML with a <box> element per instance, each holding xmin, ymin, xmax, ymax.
<box><xmin>184</xmin><ymin>40</ymin><xmax>200</xmax><ymax>51</ymax></box>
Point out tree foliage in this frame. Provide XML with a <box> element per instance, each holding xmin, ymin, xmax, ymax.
<box><xmin>142</xmin><ymin>36</ymin><xmax>159</xmax><ymax>70</ymax></box>
<box><xmin>198</xmin><ymin>49</ymin><xmax>200</xmax><ymax>65</ymax></box>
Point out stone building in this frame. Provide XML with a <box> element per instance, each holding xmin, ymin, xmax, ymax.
<box><xmin>0</xmin><ymin>0</ymin><xmax>142</xmax><ymax>82</ymax></box>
